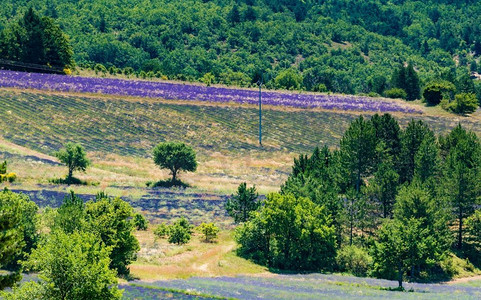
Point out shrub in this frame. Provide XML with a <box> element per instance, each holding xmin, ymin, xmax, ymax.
<box><xmin>336</xmin><ymin>245</ymin><xmax>372</xmax><ymax>276</ymax></box>
<box><xmin>447</xmin><ymin>93</ymin><xmax>478</xmax><ymax>114</ymax></box>
<box><xmin>133</xmin><ymin>213</ymin><xmax>149</xmax><ymax>230</ymax></box>
<box><xmin>384</xmin><ymin>88</ymin><xmax>407</xmax><ymax>99</ymax></box>
<box><xmin>466</xmin><ymin>209</ymin><xmax>481</xmax><ymax>247</ymax></box>
<box><xmin>0</xmin><ymin>172</ymin><xmax>17</xmax><ymax>183</ymax></box>
<box><xmin>422</xmin><ymin>80</ymin><xmax>455</xmax><ymax>105</ymax></box>
<box><xmin>0</xmin><ymin>160</ymin><xmax>6</xmax><ymax>174</ymax></box>
<box><xmin>154</xmin><ymin>223</ymin><xmax>170</xmax><ymax>239</ymax></box>
<box><xmin>168</xmin><ymin>223</ymin><xmax>191</xmax><ymax>245</ymax></box>
<box><xmin>201</xmin><ymin>72</ymin><xmax>215</xmax><ymax>86</ymax></box>
<box><xmin>94</xmin><ymin>63</ymin><xmax>107</xmax><ymax>74</ymax></box>
<box><xmin>197</xmin><ymin>223</ymin><xmax>220</xmax><ymax>243</ymax></box>
<box><xmin>275</xmin><ymin>69</ymin><xmax>303</xmax><ymax>90</ymax></box>
<box><xmin>123</xmin><ymin>67</ymin><xmax>134</xmax><ymax>76</ymax></box>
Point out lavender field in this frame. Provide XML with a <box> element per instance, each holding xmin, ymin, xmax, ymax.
<box><xmin>124</xmin><ymin>274</ymin><xmax>481</xmax><ymax>300</ymax></box>
<box><xmin>0</xmin><ymin>70</ymin><xmax>422</xmax><ymax>114</ymax></box>
<box><xmin>12</xmin><ymin>188</ymin><xmax>231</xmax><ymax>226</ymax></box>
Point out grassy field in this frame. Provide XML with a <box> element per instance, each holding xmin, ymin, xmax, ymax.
<box><xmin>2</xmin><ymin>88</ymin><xmax>481</xmax><ymax>193</ymax></box>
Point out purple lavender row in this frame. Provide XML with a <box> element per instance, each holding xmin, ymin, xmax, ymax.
<box><xmin>0</xmin><ymin>70</ymin><xmax>423</xmax><ymax>114</ymax></box>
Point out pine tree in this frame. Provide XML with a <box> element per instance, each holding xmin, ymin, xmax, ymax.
<box><xmin>440</xmin><ymin>125</ymin><xmax>481</xmax><ymax>249</ymax></box>
<box><xmin>404</xmin><ymin>64</ymin><xmax>421</xmax><ymax>101</ymax></box>
<box><xmin>398</xmin><ymin>120</ymin><xmax>435</xmax><ymax>184</ymax></box>
<box><xmin>340</xmin><ymin>116</ymin><xmax>377</xmax><ymax>193</ymax></box>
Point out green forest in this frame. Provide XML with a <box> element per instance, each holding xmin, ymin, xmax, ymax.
<box><xmin>1</xmin><ymin>0</ymin><xmax>481</xmax><ymax>96</ymax></box>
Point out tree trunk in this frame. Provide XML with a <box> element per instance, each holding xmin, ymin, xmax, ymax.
<box><xmin>172</xmin><ymin>169</ymin><xmax>177</xmax><ymax>182</ymax></box>
<box><xmin>67</xmin><ymin>167</ymin><xmax>73</xmax><ymax>184</ymax></box>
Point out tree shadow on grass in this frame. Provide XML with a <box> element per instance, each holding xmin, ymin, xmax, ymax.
<box><xmin>146</xmin><ymin>179</ymin><xmax>190</xmax><ymax>188</ymax></box>
<box><xmin>49</xmin><ymin>176</ymin><xmax>95</xmax><ymax>186</ymax></box>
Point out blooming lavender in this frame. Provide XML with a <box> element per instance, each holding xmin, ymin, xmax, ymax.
<box><xmin>0</xmin><ymin>70</ymin><xmax>423</xmax><ymax>114</ymax></box>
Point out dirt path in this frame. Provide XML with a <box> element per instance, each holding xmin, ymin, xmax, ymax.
<box><xmin>447</xmin><ymin>275</ymin><xmax>481</xmax><ymax>284</ymax></box>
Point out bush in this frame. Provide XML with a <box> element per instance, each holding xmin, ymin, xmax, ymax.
<box><xmin>422</xmin><ymin>80</ymin><xmax>455</xmax><ymax>105</ymax></box>
<box><xmin>197</xmin><ymin>223</ymin><xmax>220</xmax><ymax>243</ymax></box>
<box><xmin>154</xmin><ymin>223</ymin><xmax>170</xmax><ymax>239</ymax></box>
<box><xmin>275</xmin><ymin>69</ymin><xmax>303</xmax><ymax>90</ymax></box>
<box><xmin>94</xmin><ymin>63</ymin><xmax>107</xmax><ymax>74</ymax></box>
<box><xmin>133</xmin><ymin>213</ymin><xmax>149</xmax><ymax>231</ymax></box>
<box><xmin>384</xmin><ymin>88</ymin><xmax>407</xmax><ymax>99</ymax></box>
<box><xmin>0</xmin><ymin>172</ymin><xmax>17</xmax><ymax>183</ymax></box>
<box><xmin>447</xmin><ymin>93</ymin><xmax>478</xmax><ymax>114</ymax></box>
<box><xmin>168</xmin><ymin>223</ymin><xmax>191</xmax><ymax>245</ymax></box>
<box><xmin>336</xmin><ymin>245</ymin><xmax>372</xmax><ymax>276</ymax></box>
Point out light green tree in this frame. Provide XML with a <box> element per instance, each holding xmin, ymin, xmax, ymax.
<box><xmin>55</xmin><ymin>143</ymin><xmax>90</xmax><ymax>184</ymax></box>
<box><xmin>22</xmin><ymin>231</ymin><xmax>122</xmax><ymax>300</ymax></box>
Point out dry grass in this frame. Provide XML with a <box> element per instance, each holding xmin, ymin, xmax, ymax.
<box><xmin>130</xmin><ymin>228</ymin><xmax>266</xmax><ymax>280</ymax></box>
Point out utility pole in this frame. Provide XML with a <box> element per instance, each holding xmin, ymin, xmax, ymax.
<box><xmin>257</xmin><ymin>79</ymin><xmax>262</xmax><ymax>146</ymax></box>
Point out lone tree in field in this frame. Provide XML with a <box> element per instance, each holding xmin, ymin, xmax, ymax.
<box><xmin>152</xmin><ymin>142</ymin><xmax>197</xmax><ymax>183</ymax></box>
<box><xmin>55</xmin><ymin>142</ymin><xmax>90</xmax><ymax>184</ymax></box>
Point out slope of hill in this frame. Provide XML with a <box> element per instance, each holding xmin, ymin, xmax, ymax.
<box><xmin>1</xmin><ymin>0</ymin><xmax>480</xmax><ymax>94</ymax></box>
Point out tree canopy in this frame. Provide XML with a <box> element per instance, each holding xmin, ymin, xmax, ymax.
<box><xmin>152</xmin><ymin>142</ymin><xmax>197</xmax><ymax>183</ymax></box>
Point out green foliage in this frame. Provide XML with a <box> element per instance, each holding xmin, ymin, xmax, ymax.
<box><xmin>0</xmin><ymin>190</ymin><xmax>39</xmax><ymax>282</ymax></box>
<box><xmin>168</xmin><ymin>223</ymin><xmax>191</xmax><ymax>245</ymax></box>
<box><xmin>0</xmin><ymin>192</ymin><xmax>23</xmax><ymax>286</ymax></box>
<box><xmin>383</xmin><ymin>88</ymin><xmax>407</xmax><ymax>99</ymax></box>
<box><xmin>197</xmin><ymin>222</ymin><xmax>220</xmax><ymax>243</ymax></box>
<box><xmin>390</xmin><ymin>64</ymin><xmax>420</xmax><ymax>101</ymax></box>
<box><xmin>23</xmin><ymin>230</ymin><xmax>122</xmax><ymax>299</ymax></box>
<box><xmin>201</xmin><ymin>72</ymin><xmax>215</xmax><ymax>86</ymax></box>
<box><xmin>52</xmin><ymin>191</ymin><xmax>140</xmax><ymax>276</ymax></box>
<box><xmin>236</xmin><ymin>193</ymin><xmax>336</xmax><ymax>271</ymax></box>
<box><xmin>274</xmin><ymin>69</ymin><xmax>303</xmax><ymax>90</ymax></box>
<box><xmin>422</xmin><ymin>80</ymin><xmax>455</xmax><ymax>105</ymax></box>
<box><xmin>55</xmin><ymin>142</ymin><xmax>90</xmax><ymax>184</ymax></box>
<box><xmin>226</xmin><ymin>182</ymin><xmax>259</xmax><ymax>223</ymax></box>
<box><xmin>340</xmin><ymin>115</ymin><xmax>376</xmax><ymax>193</ymax></box>
<box><xmin>0</xmin><ymin>7</ymin><xmax>73</xmax><ymax>70</ymax></box>
<box><xmin>336</xmin><ymin>245</ymin><xmax>372</xmax><ymax>277</ymax></box>
<box><xmin>440</xmin><ymin>125</ymin><xmax>481</xmax><ymax>249</ymax></box>
<box><xmin>448</xmin><ymin>93</ymin><xmax>478</xmax><ymax>115</ymax></box>
<box><xmin>0</xmin><ymin>281</ymin><xmax>45</xmax><ymax>300</ymax></box>
<box><xmin>0</xmin><ymin>161</ymin><xmax>17</xmax><ymax>183</ymax></box>
<box><xmin>2</xmin><ymin>1</ymin><xmax>477</xmax><ymax>94</ymax></box>
<box><xmin>85</xmin><ymin>196</ymin><xmax>140</xmax><ymax>276</ymax></box>
<box><xmin>154</xmin><ymin>222</ymin><xmax>170</xmax><ymax>239</ymax></box>
<box><xmin>133</xmin><ymin>213</ymin><xmax>149</xmax><ymax>231</ymax></box>
<box><xmin>372</xmin><ymin>183</ymin><xmax>452</xmax><ymax>287</ymax></box>
<box><xmin>466</xmin><ymin>210</ymin><xmax>481</xmax><ymax>248</ymax></box>
<box><xmin>398</xmin><ymin>120</ymin><xmax>435</xmax><ymax>184</ymax></box>
<box><xmin>152</xmin><ymin>142</ymin><xmax>197</xmax><ymax>182</ymax></box>
<box><xmin>53</xmin><ymin>190</ymin><xmax>86</xmax><ymax>234</ymax></box>
<box><xmin>0</xmin><ymin>161</ymin><xmax>6</xmax><ymax>174</ymax></box>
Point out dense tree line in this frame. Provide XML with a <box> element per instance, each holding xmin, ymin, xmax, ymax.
<box><xmin>1</xmin><ymin>1</ymin><xmax>480</xmax><ymax>97</ymax></box>
<box><xmin>0</xmin><ymin>8</ymin><xmax>73</xmax><ymax>71</ymax></box>
<box><xmin>236</xmin><ymin>113</ymin><xmax>481</xmax><ymax>288</ymax></box>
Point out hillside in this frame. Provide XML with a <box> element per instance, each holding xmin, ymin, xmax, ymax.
<box><xmin>1</xmin><ymin>0</ymin><xmax>481</xmax><ymax>95</ymax></box>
